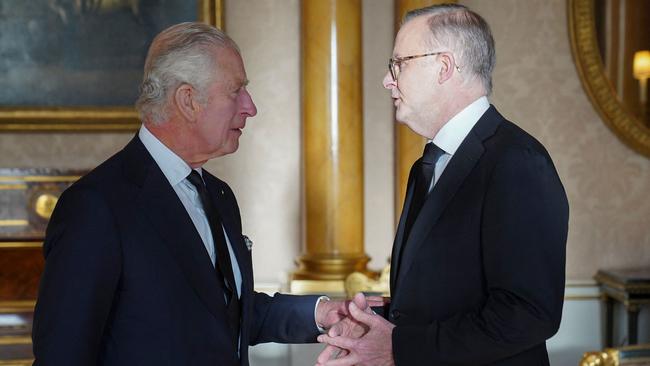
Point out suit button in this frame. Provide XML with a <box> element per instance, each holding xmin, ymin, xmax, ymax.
<box><xmin>390</xmin><ymin>309</ymin><xmax>401</xmax><ymax>320</ymax></box>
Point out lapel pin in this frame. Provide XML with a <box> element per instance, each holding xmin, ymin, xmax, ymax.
<box><xmin>243</xmin><ymin>235</ymin><xmax>253</xmax><ymax>251</ymax></box>
<box><xmin>221</xmin><ymin>190</ymin><xmax>224</xmax><ymax>195</ymax></box>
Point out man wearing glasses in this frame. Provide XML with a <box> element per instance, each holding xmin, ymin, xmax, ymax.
<box><xmin>317</xmin><ymin>4</ymin><xmax>568</xmax><ymax>366</ymax></box>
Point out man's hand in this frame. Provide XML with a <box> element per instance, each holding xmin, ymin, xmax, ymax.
<box><xmin>314</xmin><ymin>293</ymin><xmax>385</xmax><ymax>331</ymax></box>
<box><xmin>316</xmin><ymin>300</ymin><xmax>396</xmax><ymax>366</ymax></box>
<box><xmin>316</xmin><ymin>293</ymin><xmax>373</xmax><ymax>362</ymax></box>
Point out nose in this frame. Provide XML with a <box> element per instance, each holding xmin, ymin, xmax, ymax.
<box><xmin>382</xmin><ymin>71</ymin><xmax>395</xmax><ymax>90</ymax></box>
<box><xmin>240</xmin><ymin>88</ymin><xmax>257</xmax><ymax>117</ymax></box>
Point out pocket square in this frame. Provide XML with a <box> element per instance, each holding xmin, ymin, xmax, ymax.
<box><xmin>243</xmin><ymin>235</ymin><xmax>253</xmax><ymax>251</ymax></box>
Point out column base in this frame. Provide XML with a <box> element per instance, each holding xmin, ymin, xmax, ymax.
<box><xmin>290</xmin><ymin>279</ymin><xmax>346</xmax><ymax>296</ymax></box>
<box><xmin>290</xmin><ymin>253</ymin><xmax>371</xmax><ymax>295</ymax></box>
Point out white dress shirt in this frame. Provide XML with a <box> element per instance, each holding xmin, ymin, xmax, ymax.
<box><xmin>427</xmin><ymin>96</ymin><xmax>490</xmax><ymax>192</ymax></box>
<box><xmin>138</xmin><ymin>125</ymin><xmax>243</xmax><ymax>298</ymax></box>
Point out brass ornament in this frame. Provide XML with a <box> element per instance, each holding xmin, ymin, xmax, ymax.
<box><xmin>34</xmin><ymin>193</ymin><xmax>58</xmax><ymax>220</ymax></box>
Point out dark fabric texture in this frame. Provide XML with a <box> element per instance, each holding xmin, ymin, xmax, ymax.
<box><xmin>398</xmin><ymin>142</ymin><xmax>444</xmax><ymax>282</ymax></box>
<box><xmin>389</xmin><ymin>106</ymin><xmax>569</xmax><ymax>365</ymax></box>
<box><xmin>186</xmin><ymin>169</ymin><xmax>241</xmax><ymax>349</ymax></box>
<box><xmin>32</xmin><ymin>136</ymin><xmax>320</xmax><ymax>366</ymax></box>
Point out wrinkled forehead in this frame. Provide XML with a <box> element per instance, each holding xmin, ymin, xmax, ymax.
<box><xmin>393</xmin><ymin>16</ymin><xmax>431</xmax><ymax>57</ymax></box>
<box><xmin>213</xmin><ymin>47</ymin><xmax>248</xmax><ymax>86</ymax></box>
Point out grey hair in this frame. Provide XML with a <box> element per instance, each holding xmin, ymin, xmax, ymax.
<box><xmin>135</xmin><ymin>22</ymin><xmax>240</xmax><ymax>124</ymax></box>
<box><xmin>404</xmin><ymin>4</ymin><xmax>495</xmax><ymax>94</ymax></box>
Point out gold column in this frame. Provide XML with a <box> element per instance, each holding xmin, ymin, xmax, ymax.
<box><xmin>394</xmin><ymin>0</ymin><xmax>456</xmax><ymax>223</ymax></box>
<box><xmin>292</xmin><ymin>0</ymin><xmax>369</xmax><ymax>294</ymax></box>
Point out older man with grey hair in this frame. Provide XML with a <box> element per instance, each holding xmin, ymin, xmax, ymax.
<box><xmin>32</xmin><ymin>22</ymin><xmax>365</xmax><ymax>366</ymax></box>
<box><xmin>318</xmin><ymin>4</ymin><xmax>568</xmax><ymax>366</ymax></box>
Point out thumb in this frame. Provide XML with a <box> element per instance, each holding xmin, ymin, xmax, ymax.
<box><xmin>348</xmin><ymin>301</ymin><xmax>375</xmax><ymax>325</ymax></box>
<box><xmin>352</xmin><ymin>292</ymin><xmax>369</xmax><ymax>312</ymax></box>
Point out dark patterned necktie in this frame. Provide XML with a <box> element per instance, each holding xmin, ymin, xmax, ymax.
<box><xmin>186</xmin><ymin>170</ymin><xmax>241</xmax><ymax>347</ymax></box>
<box><xmin>403</xmin><ymin>142</ymin><xmax>444</xmax><ymax>243</ymax></box>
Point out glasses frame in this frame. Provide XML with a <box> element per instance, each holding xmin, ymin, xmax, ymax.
<box><xmin>388</xmin><ymin>51</ymin><xmax>460</xmax><ymax>81</ymax></box>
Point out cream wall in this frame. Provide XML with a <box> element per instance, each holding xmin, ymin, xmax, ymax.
<box><xmin>462</xmin><ymin>0</ymin><xmax>650</xmax><ymax>279</ymax></box>
<box><xmin>0</xmin><ymin>0</ymin><xmax>647</xmax><ymax>284</ymax></box>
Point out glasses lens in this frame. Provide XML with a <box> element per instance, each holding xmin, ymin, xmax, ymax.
<box><xmin>389</xmin><ymin>59</ymin><xmax>398</xmax><ymax>81</ymax></box>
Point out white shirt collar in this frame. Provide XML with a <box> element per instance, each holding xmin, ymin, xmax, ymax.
<box><xmin>138</xmin><ymin>124</ymin><xmax>201</xmax><ymax>186</ymax></box>
<box><xmin>431</xmin><ymin>96</ymin><xmax>490</xmax><ymax>155</ymax></box>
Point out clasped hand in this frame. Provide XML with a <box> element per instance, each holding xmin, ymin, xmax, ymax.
<box><xmin>315</xmin><ymin>293</ymin><xmax>396</xmax><ymax>366</ymax></box>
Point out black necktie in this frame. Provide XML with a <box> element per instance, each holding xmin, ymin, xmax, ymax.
<box><xmin>403</xmin><ymin>142</ymin><xmax>444</xmax><ymax>243</ymax></box>
<box><xmin>186</xmin><ymin>170</ymin><xmax>241</xmax><ymax>347</ymax></box>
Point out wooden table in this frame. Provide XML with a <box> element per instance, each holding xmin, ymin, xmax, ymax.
<box><xmin>594</xmin><ymin>268</ymin><xmax>650</xmax><ymax>347</ymax></box>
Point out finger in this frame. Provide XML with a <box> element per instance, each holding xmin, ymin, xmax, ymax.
<box><xmin>317</xmin><ymin>344</ymin><xmax>342</xmax><ymax>363</ymax></box>
<box><xmin>317</xmin><ymin>334</ymin><xmax>357</xmax><ymax>350</ymax></box>
<box><xmin>327</xmin><ymin>321</ymin><xmax>346</xmax><ymax>337</ymax></box>
<box><xmin>348</xmin><ymin>301</ymin><xmax>376</xmax><ymax>325</ymax></box>
<box><xmin>352</xmin><ymin>293</ymin><xmax>369</xmax><ymax>311</ymax></box>
<box><xmin>365</xmin><ymin>295</ymin><xmax>383</xmax><ymax>302</ymax></box>
<box><xmin>365</xmin><ymin>295</ymin><xmax>387</xmax><ymax>307</ymax></box>
<box><xmin>321</xmin><ymin>352</ymin><xmax>360</xmax><ymax>366</ymax></box>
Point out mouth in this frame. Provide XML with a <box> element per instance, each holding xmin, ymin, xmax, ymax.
<box><xmin>231</xmin><ymin>123</ymin><xmax>245</xmax><ymax>133</ymax></box>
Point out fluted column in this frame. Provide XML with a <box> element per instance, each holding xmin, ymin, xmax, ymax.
<box><xmin>292</xmin><ymin>0</ymin><xmax>368</xmax><ymax>294</ymax></box>
<box><xmin>394</xmin><ymin>0</ymin><xmax>456</xmax><ymax>223</ymax></box>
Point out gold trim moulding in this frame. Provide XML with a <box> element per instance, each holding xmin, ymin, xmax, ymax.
<box><xmin>0</xmin><ymin>220</ymin><xmax>28</xmax><ymax>227</ymax></box>
<box><xmin>0</xmin><ymin>176</ymin><xmax>81</xmax><ymax>183</ymax></box>
<box><xmin>565</xmin><ymin>294</ymin><xmax>604</xmax><ymax>301</ymax></box>
<box><xmin>0</xmin><ymin>107</ymin><xmax>140</xmax><ymax>132</ymax></box>
<box><xmin>0</xmin><ymin>242</ymin><xmax>42</xmax><ymax>249</ymax></box>
<box><xmin>0</xmin><ymin>301</ymin><xmax>36</xmax><ymax>313</ymax></box>
<box><xmin>0</xmin><ymin>184</ymin><xmax>27</xmax><ymax>190</ymax></box>
<box><xmin>0</xmin><ymin>360</ymin><xmax>34</xmax><ymax>366</ymax></box>
<box><xmin>0</xmin><ymin>336</ymin><xmax>31</xmax><ymax>346</ymax></box>
<box><xmin>597</xmin><ymin>276</ymin><xmax>650</xmax><ymax>292</ymax></box>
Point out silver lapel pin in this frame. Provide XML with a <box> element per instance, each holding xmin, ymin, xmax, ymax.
<box><xmin>243</xmin><ymin>235</ymin><xmax>253</xmax><ymax>251</ymax></box>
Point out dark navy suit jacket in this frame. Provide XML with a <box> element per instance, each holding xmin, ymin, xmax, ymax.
<box><xmin>32</xmin><ymin>136</ymin><xmax>319</xmax><ymax>366</ymax></box>
<box><xmin>388</xmin><ymin>106</ymin><xmax>569</xmax><ymax>365</ymax></box>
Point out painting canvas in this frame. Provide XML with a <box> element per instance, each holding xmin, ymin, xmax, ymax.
<box><xmin>0</xmin><ymin>0</ymin><xmax>222</xmax><ymax>130</ymax></box>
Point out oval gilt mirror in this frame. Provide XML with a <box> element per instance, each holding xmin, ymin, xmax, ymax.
<box><xmin>568</xmin><ymin>0</ymin><xmax>650</xmax><ymax>158</ymax></box>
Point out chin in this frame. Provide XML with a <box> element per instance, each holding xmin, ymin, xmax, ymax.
<box><xmin>223</xmin><ymin>141</ymin><xmax>240</xmax><ymax>155</ymax></box>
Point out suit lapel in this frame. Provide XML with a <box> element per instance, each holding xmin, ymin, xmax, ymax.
<box><xmin>203</xmin><ymin>175</ymin><xmax>254</xmax><ymax>351</ymax></box>
<box><xmin>204</xmin><ymin>176</ymin><xmax>253</xmax><ymax>297</ymax></box>
<box><xmin>390</xmin><ymin>160</ymin><xmax>419</xmax><ymax>292</ymax></box>
<box><xmin>394</xmin><ymin>107</ymin><xmax>502</xmax><ymax>293</ymax></box>
<box><xmin>124</xmin><ymin>137</ymin><xmax>229</xmax><ymax>322</ymax></box>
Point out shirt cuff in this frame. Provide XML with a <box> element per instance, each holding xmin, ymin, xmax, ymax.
<box><xmin>314</xmin><ymin>295</ymin><xmax>331</xmax><ymax>333</ymax></box>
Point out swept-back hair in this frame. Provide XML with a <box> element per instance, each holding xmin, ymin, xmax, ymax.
<box><xmin>135</xmin><ymin>22</ymin><xmax>239</xmax><ymax>124</ymax></box>
<box><xmin>405</xmin><ymin>4</ymin><xmax>495</xmax><ymax>94</ymax></box>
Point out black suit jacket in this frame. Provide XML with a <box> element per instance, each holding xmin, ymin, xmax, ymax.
<box><xmin>389</xmin><ymin>106</ymin><xmax>569</xmax><ymax>365</ymax></box>
<box><xmin>32</xmin><ymin>136</ymin><xmax>319</xmax><ymax>366</ymax></box>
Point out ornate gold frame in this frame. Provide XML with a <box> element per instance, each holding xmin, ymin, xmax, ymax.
<box><xmin>568</xmin><ymin>0</ymin><xmax>650</xmax><ymax>158</ymax></box>
<box><xmin>0</xmin><ymin>0</ymin><xmax>224</xmax><ymax>132</ymax></box>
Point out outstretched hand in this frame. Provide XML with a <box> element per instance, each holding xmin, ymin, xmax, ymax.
<box><xmin>316</xmin><ymin>297</ymin><xmax>395</xmax><ymax>366</ymax></box>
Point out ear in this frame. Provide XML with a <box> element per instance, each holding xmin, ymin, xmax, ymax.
<box><xmin>437</xmin><ymin>53</ymin><xmax>456</xmax><ymax>84</ymax></box>
<box><xmin>174</xmin><ymin>84</ymin><xmax>200</xmax><ymax>122</ymax></box>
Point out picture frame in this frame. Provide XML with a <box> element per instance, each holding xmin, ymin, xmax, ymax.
<box><xmin>0</xmin><ymin>0</ymin><xmax>223</xmax><ymax>132</ymax></box>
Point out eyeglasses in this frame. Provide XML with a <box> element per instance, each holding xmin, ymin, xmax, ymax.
<box><xmin>388</xmin><ymin>52</ymin><xmax>461</xmax><ymax>81</ymax></box>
